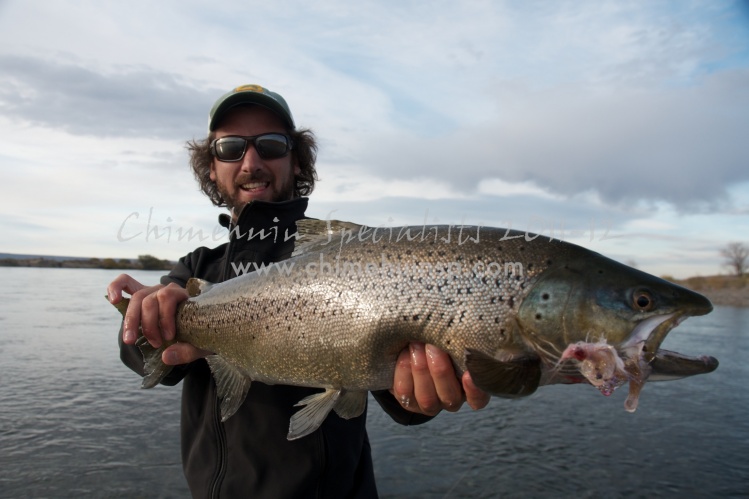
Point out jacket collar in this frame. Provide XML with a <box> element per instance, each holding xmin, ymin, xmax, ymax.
<box><xmin>218</xmin><ymin>197</ymin><xmax>309</xmax><ymax>241</ymax></box>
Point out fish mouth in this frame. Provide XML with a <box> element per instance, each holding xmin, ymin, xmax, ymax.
<box><xmin>562</xmin><ymin>310</ymin><xmax>718</xmax><ymax>412</ymax></box>
<box><xmin>622</xmin><ymin>312</ymin><xmax>718</xmax><ymax>378</ymax></box>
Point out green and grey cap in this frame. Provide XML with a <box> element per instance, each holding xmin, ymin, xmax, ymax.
<box><xmin>208</xmin><ymin>84</ymin><xmax>295</xmax><ymax>131</ymax></box>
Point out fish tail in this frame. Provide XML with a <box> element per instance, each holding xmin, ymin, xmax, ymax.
<box><xmin>136</xmin><ymin>336</ymin><xmax>175</xmax><ymax>389</ymax></box>
<box><xmin>108</xmin><ymin>295</ymin><xmax>131</xmax><ymax>318</ymax></box>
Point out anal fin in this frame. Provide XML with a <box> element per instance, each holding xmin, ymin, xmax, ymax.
<box><xmin>465</xmin><ymin>349</ymin><xmax>541</xmax><ymax>398</ymax></box>
<box><xmin>205</xmin><ymin>355</ymin><xmax>252</xmax><ymax>421</ymax></box>
<box><xmin>288</xmin><ymin>389</ymin><xmax>341</xmax><ymax>440</ymax></box>
<box><xmin>333</xmin><ymin>390</ymin><xmax>368</xmax><ymax>420</ymax></box>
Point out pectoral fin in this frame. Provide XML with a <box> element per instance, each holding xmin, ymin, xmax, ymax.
<box><xmin>288</xmin><ymin>389</ymin><xmax>341</xmax><ymax>440</ymax></box>
<box><xmin>465</xmin><ymin>349</ymin><xmax>541</xmax><ymax>398</ymax></box>
<box><xmin>205</xmin><ymin>355</ymin><xmax>252</xmax><ymax>421</ymax></box>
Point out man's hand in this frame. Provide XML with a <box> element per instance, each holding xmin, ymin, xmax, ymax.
<box><xmin>107</xmin><ymin>274</ymin><xmax>210</xmax><ymax>365</ymax></box>
<box><xmin>391</xmin><ymin>342</ymin><xmax>490</xmax><ymax>416</ymax></box>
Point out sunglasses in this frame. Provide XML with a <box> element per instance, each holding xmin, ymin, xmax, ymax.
<box><xmin>211</xmin><ymin>133</ymin><xmax>293</xmax><ymax>162</ymax></box>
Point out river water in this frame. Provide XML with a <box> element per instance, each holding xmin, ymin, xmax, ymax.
<box><xmin>0</xmin><ymin>267</ymin><xmax>746</xmax><ymax>498</ymax></box>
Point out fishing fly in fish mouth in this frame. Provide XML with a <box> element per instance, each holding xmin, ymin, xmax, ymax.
<box><xmin>112</xmin><ymin>219</ymin><xmax>718</xmax><ymax>440</ymax></box>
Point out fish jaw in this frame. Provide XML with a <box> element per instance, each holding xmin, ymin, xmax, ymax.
<box><xmin>621</xmin><ymin>312</ymin><xmax>677</xmax><ymax>362</ymax></box>
<box><xmin>558</xmin><ymin>310</ymin><xmax>719</xmax><ymax>412</ymax></box>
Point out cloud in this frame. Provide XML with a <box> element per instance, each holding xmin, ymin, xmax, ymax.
<box><xmin>0</xmin><ymin>54</ymin><xmax>218</xmax><ymax>139</ymax></box>
<box><xmin>0</xmin><ymin>0</ymin><xmax>746</xmax><ymax>277</ymax></box>
<box><xmin>356</xmin><ymin>68</ymin><xmax>749</xmax><ymax>210</ymax></box>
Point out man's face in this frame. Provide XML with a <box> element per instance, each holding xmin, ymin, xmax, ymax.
<box><xmin>210</xmin><ymin>105</ymin><xmax>300</xmax><ymax>216</ymax></box>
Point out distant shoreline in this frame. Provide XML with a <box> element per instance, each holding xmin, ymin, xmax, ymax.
<box><xmin>674</xmin><ymin>275</ymin><xmax>749</xmax><ymax>309</ymax></box>
<box><xmin>0</xmin><ymin>255</ymin><xmax>174</xmax><ymax>271</ymax></box>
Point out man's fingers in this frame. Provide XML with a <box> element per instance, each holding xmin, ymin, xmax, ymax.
<box><xmin>155</xmin><ymin>283</ymin><xmax>189</xmax><ymax>342</ymax></box>
<box><xmin>140</xmin><ymin>291</ymin><xmax>163</xmax><ymax>347</ymax></box>
<box><xmin>410</xmin><ymin>342</ymin><xmax>441</xmax><ymax>416</ymax></box>
<box><xmin>462</xmin><ymin>371</ymin><xmax>491</xmax><ymax>410</ymax></box>
<box><xmin>125</xmin><ymin>284</ymin><xmax>164</xmax><ymax>346</ymax></box>
<box><xmin>107</xmin><ymin>273</ymin><xmax>145</xmax><ymax>304</ymax></box>
<box><xmin>425</xmin><ymin>344</ymin><xmax>464</xmax><ymax>412</ymax></box>
<box><xmin>391</xmin><ymin>348</ymin><xmax>415</xmax><ymax>408</ymax></box>
<box><xmin>162</xmin><ymin>343</ymin><xmax>211</xmax><ymax>365</ymax></box>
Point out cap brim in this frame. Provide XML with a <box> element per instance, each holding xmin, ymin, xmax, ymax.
<box><xmin>209</xmin><ymin>93</ymin><xmax>294</xmax><ymax>131</ymax></box>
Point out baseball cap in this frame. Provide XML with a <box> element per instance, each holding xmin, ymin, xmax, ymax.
<box><xmin>208</xmin><ymin>84</ymin><xmax>295</xmax><ymax>132</ymax></box>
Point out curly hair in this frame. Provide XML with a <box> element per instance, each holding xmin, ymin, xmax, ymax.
<box><xmin>187</xmin><ymin>127</ymin><xmax>318</xmax><ymax>207</ymax></box>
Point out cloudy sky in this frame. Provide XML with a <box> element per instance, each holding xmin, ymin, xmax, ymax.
<box><xmin>1</xmin><ymin>0</ymin><xmax>747</xmax><ymax>278</ymax></box>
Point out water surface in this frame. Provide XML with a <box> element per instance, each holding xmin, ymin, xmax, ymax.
<box><xmin>0</xmin><ymin>268</ymin><xmax>746</xmax><ymax>498</ymax></box>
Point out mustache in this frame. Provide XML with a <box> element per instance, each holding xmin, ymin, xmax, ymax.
<box><xmin>235</xmin><ymin>172</ymin><xmax>272</xmax><ymax>185</ymax></box>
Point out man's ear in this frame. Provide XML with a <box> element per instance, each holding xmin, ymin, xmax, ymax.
<box><xmin>209</xmin><ymin>161</ymin><xmax>217</xmax><ymax>181</ymax></box>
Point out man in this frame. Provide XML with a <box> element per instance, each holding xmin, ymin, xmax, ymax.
<box><xmin>108</xmin><ymin>84</ymin><xmax>489</xmax><ymax>498</ymax></box>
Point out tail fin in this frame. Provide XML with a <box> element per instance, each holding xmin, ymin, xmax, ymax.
<box><xmin>136</xmin><ymin>337</ymin><xmax>175</xmax><ymax>389</ymax></box>
<box><xmin>107</xmin><ymin>295</ymin><xmax>174</xmax><ymax>388</ymax></box>
<box><xmin>110</xmin><ymin>295</ymin><xmax>130</xmax><ymax>318</ymax></box>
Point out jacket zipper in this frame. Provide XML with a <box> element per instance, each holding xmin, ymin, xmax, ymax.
<box><xmin>208</xmin><ymin>237</ymin><xmax>234</xmax><ymax>498</ymax></box>
<box><xmin>209</xmin><ymin>391</ymin><xmax>227</xmax><ymax>498</ymax></box>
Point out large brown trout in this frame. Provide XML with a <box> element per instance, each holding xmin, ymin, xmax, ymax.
<box><xmin>112</xmin><ymin>220</ymin><xmax>718</xmax><ymax>440</ymax></box>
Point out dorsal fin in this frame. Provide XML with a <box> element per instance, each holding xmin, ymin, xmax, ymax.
<box><xmin>292</xmin><ymin>219</ymin><xmax>364</xmax><ymax>257</ymax></box>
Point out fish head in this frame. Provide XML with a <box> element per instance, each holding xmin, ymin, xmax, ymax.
<box><xmin>518</xmin><ymin>249</ymin><xmax>715</xmax><ymax>377</ymax></box>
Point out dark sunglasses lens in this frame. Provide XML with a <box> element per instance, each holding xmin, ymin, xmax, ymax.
<box><xmin>214</xmin><ymin>138</ymin><xmax>247</xmax><ymax>161</ymax></box>
<box><xmin>255</xmin><ymin>134</ymin><xmax>290</xmax><ymax>159</ymax></box>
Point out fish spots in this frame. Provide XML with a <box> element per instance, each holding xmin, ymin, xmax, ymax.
<box><xmin>542</xmin><ymin>293</ymin><xmax>550</xmax><ymax>301</ymax></box>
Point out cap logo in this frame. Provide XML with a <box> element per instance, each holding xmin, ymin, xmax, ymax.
<box><xmin>233</xmin><ymin>84</ymin><xmax>266</xmax><ymax>94</ymax></box>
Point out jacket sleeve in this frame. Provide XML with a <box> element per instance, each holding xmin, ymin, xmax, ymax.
<box><xmin>370</xmin><ymin>390</ymin><xmax>435</xmax><ymax>426</ymax></box>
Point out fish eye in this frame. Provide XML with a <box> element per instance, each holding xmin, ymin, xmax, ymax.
<box><xmin>632</xmin><ymin>289</ymin><xmax>654</xmax><ymax>311</ymax></box>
